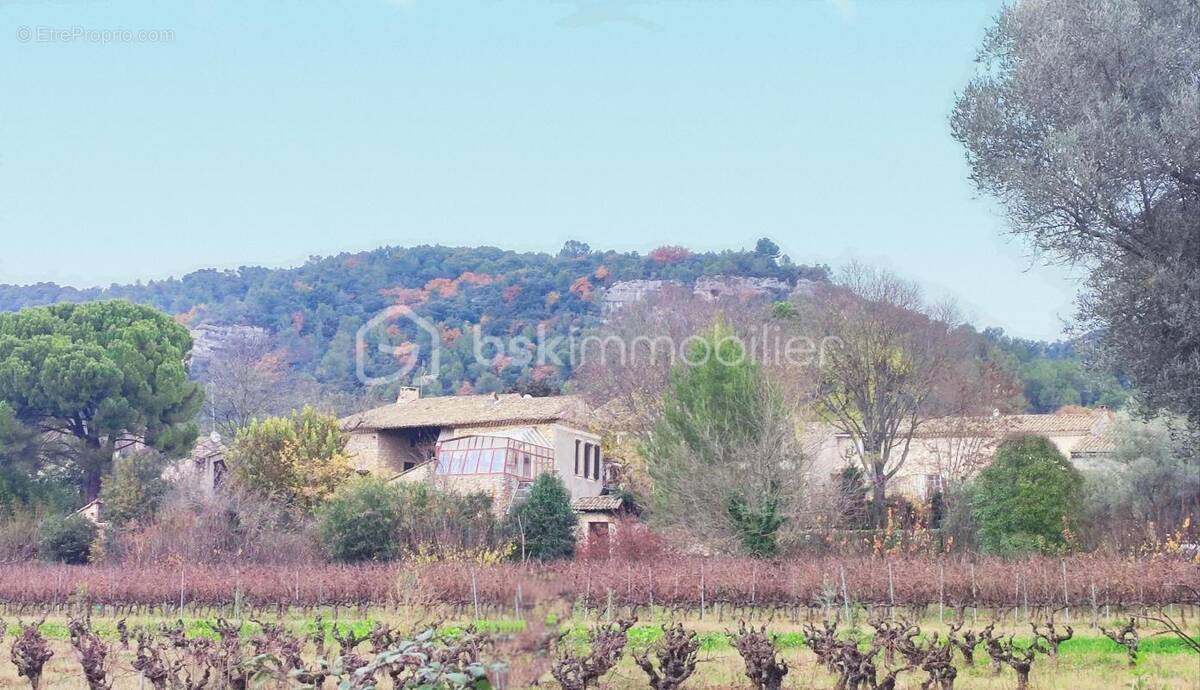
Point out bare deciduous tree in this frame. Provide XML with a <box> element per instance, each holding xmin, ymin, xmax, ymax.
<box><xmin>800</xmin><ymin>264</ymin><xmax>992</xmax><ymax>527</ymax></box>
<box><xmin>202</xmin><ymin>330</ymin><xmax>292</xmax><ymax>439</ymax></box>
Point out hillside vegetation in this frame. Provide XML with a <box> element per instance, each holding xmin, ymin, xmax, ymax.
<box><xmin>0</xmin><ymin>240</ymin><xmax>1126</xmax><ymax>411</ymax></box>
<box><xmin>0</xmin><ymin>242</ymin><xmax>822</xmax><ymax>398</ymax></box>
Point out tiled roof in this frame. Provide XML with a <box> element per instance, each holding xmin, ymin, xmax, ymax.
<box><xmin>914</xmin><ymin>411</ymin><xmax>1113</xmax><ymax>438</ymax></box>
<box><xmin>1070</xmin><ymin>432</ymin><xmax>1119</xmax><ymax>455</ymax></box>
<box><xmin>343</xmin><ymin>394</ymin><xmax>592</xmax><ymax>432</ymax></box>
<box><xmin>190</xmin><ymin>434</ymin><xmax>226</xmax><ymax>462</ymax></box>
<box><xmin>571</xmin><ymin>495</ymin><xmax>624</xmax><ymax>512</ymax></box>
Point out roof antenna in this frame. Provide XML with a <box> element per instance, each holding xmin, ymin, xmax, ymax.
<box><xmin>208</xmin><ymin>383</ymin><xmax>222</xmax><ymax>444</ymax></box>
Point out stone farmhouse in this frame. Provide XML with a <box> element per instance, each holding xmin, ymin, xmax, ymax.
<box><xmin>809</xmin><ymin>407</ymin><xmax>1117</xmax><ymax>501</ymax></box>
<box><xmin>342</xmin><ymin>390</ymin><xmax>619</xmax><ymax>531</ymax></box>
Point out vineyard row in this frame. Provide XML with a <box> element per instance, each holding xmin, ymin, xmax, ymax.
<box><xmin>0</xmin><ymin>556</ymin><xmax>1195</xmax><ymax>614</ymax></box>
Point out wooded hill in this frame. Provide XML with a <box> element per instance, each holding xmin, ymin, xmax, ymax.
<box><xmin>0</xmin><ymin>241</ymin><xmax>826</xmax><ymax>397</ymax></box>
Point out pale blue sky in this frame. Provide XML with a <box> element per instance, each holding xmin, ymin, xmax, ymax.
<box><xmin>0</xmin><ymin>0</ymin><xmax>1081</xmax><ymax>339</ymax></box>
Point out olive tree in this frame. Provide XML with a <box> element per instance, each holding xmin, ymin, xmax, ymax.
<box><xmin>952</xmin><ymin>0</ymin><xmax>1200</xmax><ymax>429</ymax></box>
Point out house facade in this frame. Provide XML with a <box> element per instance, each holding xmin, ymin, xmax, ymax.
<box><xmin>808</xmin><ymin>408</ymin><xmax>1118</xmax><ymax>501</ymax></box>
<box><xmin>342</xmin><ymin>390</ymin><xmax>607</xmax><ymax>515</ymax></box>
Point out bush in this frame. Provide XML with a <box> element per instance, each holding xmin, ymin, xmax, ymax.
<box><xmin>98</xmin><ymin>451</ymin><xmax>169</xmax><ymax>526</ymax></box>
<box><xmin>103</xmin><ymin>484</ymin><xmax>319</xmax><ymax>566</ymax></box>
<box><xmin>318</xmin><ymin>478</ymin><xmax>503</xmax><ymax>563</ymax></box>
<box><xmin>505</xmin><ymin>474</ymin><xmax>576</xmax><ymax>561</ymax></box>
<box><xmin>971</xmin><ymin>434</ymin><xmax>1084</xmax><ymax>555</ymax></box>
<box><xmin>577</xmin><ymin>517</ymin><xmax>668</xmax><ymax>562</ymax></box>
<box><xmin>227</xmin><ymin>406</ymin><xmax>352</xmax><ymax>511</ymax></box>
<box><xmin>318</xmin><ymin>477</ymin><xmax>406</xmax><ymax>563</ymax></box>
<box><xmin>38</xmin><ymin>514</ymin><xmax>97</xmax><ymax>564</ymax></box>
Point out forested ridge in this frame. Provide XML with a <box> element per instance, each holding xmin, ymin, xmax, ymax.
<box><xmin>0</xmin><ymin>241</ymin><xmax>1125</xmax><ymax>408</ymax></box>
<box><xmin>0</xmin><ymin>242</ymin><xmax>824</xmax><ymax>396</ymax></box>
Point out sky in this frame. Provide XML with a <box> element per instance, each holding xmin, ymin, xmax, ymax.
<box><xmin>0</xmin><ymin>0</ymin><xmax>1083</xmax><ymax>340</ymax></box>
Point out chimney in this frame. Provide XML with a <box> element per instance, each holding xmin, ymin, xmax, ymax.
<box><xmin>397</xmin><ymin>386</ymin><xmax>420</xmax><ymax>404</ymax></box>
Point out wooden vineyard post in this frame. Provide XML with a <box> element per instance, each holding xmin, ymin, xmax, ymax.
<box><xmin>1013</xmin><ymin>575</ymin><xmax>1020</xmax><ymax>624</ymax></box>
<box><xmin>888</xmin><ymin>562</ymin><xmax>895</xmax><ymax>620</ymax></box>
<box><xmin>1022</xmin><ymin>576</ymin><xmax>1029</xmax><ymax>622</ymax></box>
<box><xmin>840</xmin><ymin>565</ymin><xmax>851</xmax><ymax>623</ymax></box>
<box><xmin>1091</xmin><ymin>582</ymin><xmax>1098</xmax><ymax>627</ymax></box>
<box><xmin>971</xmin><ymin>562</ymin><xmax>978</xmax><ymax>626</ymax></box>
<box><xmin>700</xmin><ymin>563</ymin><xmax>706</xmax><ymax>621</ymax></box>
<box><xmin>584</xmin><ymin>574</ymin><xmax>591</xmax><ymax>616</ymax></box>
<box><xmin>751</xmin><ymin>566</ymin><xmax>757</xmax><ymax>609</ymax></box>
<box><xmin>939</xmin><ymin>564</ymin><xmax>945</xmax><ymax>624</ymax></box>
<box><xmin>648</xmin><ymin>568</ymin><xmax>655</xmax><ymax>618</ymax></box>
<box><xmin>471</xmin><ymin>569</ymin><xmax>480</xmax><ymax>621</ymax></box>
<box><xmin>1062</xmin><ymin>560</ymin><xmax>1070</xmax><ymax>624</ymax></box>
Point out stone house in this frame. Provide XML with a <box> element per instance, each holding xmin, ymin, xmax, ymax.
<box><xmin>342</xmin><ymin>390</ymin><xmax>609</xmax><ymax>516</ymax></box>
<box><xmin>809</xmin><ymin>408</ymin><xmax>1118</xmax><ymax>501</ymax></box>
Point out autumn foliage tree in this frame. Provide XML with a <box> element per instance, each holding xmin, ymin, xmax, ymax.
<box><xmin>226</xmin><ymin>406</ymin><xmax>352</xmax><ymax>511</ymax></box>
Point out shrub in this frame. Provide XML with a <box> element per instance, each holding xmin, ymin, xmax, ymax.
<box><xmin>318</xmin><ymin>477</ymin><xmax>405</xmax><ymax>563</ymax></box>
<box><xmin>226</xmin><ymin>406</ymin><xmax>352</xmax><ymax>511</ymax></box>
<box><xmin>98</xmin><ymin>451</ymin><xmax>169</xmax><ymax>526</ymax></box>
<box><xmin>318</xmin><ymin>478</ymin><xmax>503</xmax><ymax>563</ymax></box>
<box><xmin>971</xmin><ymin>434</ymin><xmax>1084</xmax><ymax>555</ymax></box>
<box><xmin>104</xmin><ymin>484</ymin><xmax>319</xmax><ymax>566</ymax></box>
<box><xmin>577</xmin><ymin>517</ymin><xmax>667</xmax><ymax>562</ymax></box>
<box><xmin>38</xmin><ymin>514</ymin><xmax>97</xmax><ymax>564</ymax></box>
<box><xmin>505</xmin><ymin>474</ymin><xmax>576</xmax><ymax>561</ymax></box>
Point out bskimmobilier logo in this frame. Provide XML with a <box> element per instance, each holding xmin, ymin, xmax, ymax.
<box><xmin>356</xmin><ymin>305</ymin><xmax>441</xmax><ymax>387</ymax></box>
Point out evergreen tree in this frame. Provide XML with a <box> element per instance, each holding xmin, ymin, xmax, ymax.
<box><xmin>98</xmin><ymin>451</ymin><xmax>169</xmax><ymax>526</ymax></box>
<box><xmin>505</xmin><ymin>473</ymin><xmax>576</xmax><ymax>561</ymax></box>
<box><xmin>318</xmin><ymin>477</ymin><xmax>405</xmax><ymax>563</ymax></box>
<box><xmin>971</xmin><ymin>434</ymin><xmax>1084</xmax><ymax>555</ymax></box>
<box><xmin>642</xmin><ymin>323</ymin><xmax>804</xmax><ymax>556</ymax></box>
<box><xmin>0</xmin><ymin>301</ymin><xmax>203</xmax><ymax>500</ymax></box>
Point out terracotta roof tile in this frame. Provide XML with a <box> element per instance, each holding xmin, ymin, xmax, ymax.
<box><xmin>343</xmin><ymin>394</ymin><xmax>593</xmax><ymax>432</ymax></box>
<box><xmin>572</xmin><ymin>495</ymin><xmax>624</xmax><ymax>512</ymax></box>
<box><xmin>915</xmin><ymin>411</ymin><xmax>1113</xmax><ymax>438</ymax></box>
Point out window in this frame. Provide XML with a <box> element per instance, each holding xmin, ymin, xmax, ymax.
<box><xmin>583</xmin><ymin>443</ymin><xmax>591</xmax><ymax>479</ymax></box>
<box><xmin>575</xmin><ymin>440</ymin><xmax>581</xmax><ymax>476</ymax></box>
<box><xmin>434</xmin><ymin>434</ymin><xmax>553</xmax><ymax>477</ymax></box>
<box><xmin>593</xmin><ymin>445</ymin><xmax>602</xmax><ymax>480</ymax></box>
<box><xmin>925</xmin><ymin>474</ymin><xmax>945</xmax><ymax>501</ymax></box>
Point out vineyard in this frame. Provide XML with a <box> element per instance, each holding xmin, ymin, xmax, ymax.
<box><xmin>0</xmin><ymin>556</ymin><xmax>1197</xmax><ymax>688</ymax></box>
<box><xmin>0</xmin><ymin>556</ymin><xmax>1195</xmax><ymax>618</ymax></box>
